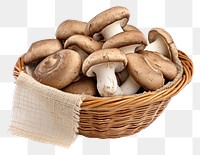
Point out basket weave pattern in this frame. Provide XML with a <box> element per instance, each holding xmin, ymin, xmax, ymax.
<box><xmin>14</xmin><ymin>51</ymin><xmax>193</xmax><ymax>138</ymax></box>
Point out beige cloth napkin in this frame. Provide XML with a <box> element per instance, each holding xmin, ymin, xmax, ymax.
<box><xmin>9</xmin><ymin>72</ymin><xmax>83</xmax><ymax>147</ymax></box>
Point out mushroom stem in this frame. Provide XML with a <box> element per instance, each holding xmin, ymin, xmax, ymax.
<box><xmin>120</xmin><ymin>76</ymin><xmax>141</xmax><ymax>95</ymax></box>
<box><xmin>101</xmin><ymin>21</ymin><xmax>124</xmax><ymax>40</ymax></box>
<box><xmin>93</xmin><ymin>63</ymin><xmax>122</xmax><ymax>96</ymax></box>
<box><xmin>144</xmin><ymin>36</ymin><xmax>170</xmax><ymax>58</ymax></box>
<box><xmin>119</xmin><ymin>44</ymin><xmax>142</xmax><ymax>54</ymax></box>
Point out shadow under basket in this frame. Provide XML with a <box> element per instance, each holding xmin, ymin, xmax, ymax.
<box><xmin>13</xmin><ymin>50</ymin><xmax>193</xmax><ymax>139</ymax></box>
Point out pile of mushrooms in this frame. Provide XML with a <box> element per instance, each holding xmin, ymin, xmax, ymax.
<box><xmin>23</xmin><ymin>6</ymin><xmax>179</xmax><ymax>97</ymax></box>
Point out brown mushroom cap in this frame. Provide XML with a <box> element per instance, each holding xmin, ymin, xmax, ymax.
<box><xmin>62</xmin><ymin>77</ymin><xmax>97</xmax><ymax>96</ymax></box>
<box><xmin>82</xmin><ymin>48</ymin><xmax>127</xmax><ymax>76</ymax></box>
<box><xmin>56</xmin><ymin>20</ymin><xmax>87</xmax><ymax>40</ymax></box>
<box><xmin>102</xmin><ymin>31</ymin><xmax>147</xmax><ymax>50</ymax></box>
<box><xmin>64</xmin><ymin>34</ymin><xmax>102</xmax><ymax>54</ymax></box>
<box><xmin>33</xmin><ymin>49</ymin><xmax>81</xmax><ymax>89</ymax></box>
<box><xmin>126</xmin><ymin>53</ymin><xmax>164</xmax><ymax>91</ymax></box>
<box><xmin>139</xmin><ymin>50</ymin><xmax>178</xmax><ymax>80</ymax></box>
<box><xmin>148</xmin><ymin>28</ymin><xmax>178</xmax><ymax>61</ymax></box>
<box><xmin>85</xmin><ymin>6</ymin><xmax>130</xmax><ymax>37</ymax></box>
<box><xmin>24</xmin><ymin>39</ymin><xmax>63</xmax><ymax>64</ymax></box>
<box><xmin>123</xmin><ymin>24</ymin><xmax>141</xmax><ymax>32</ymax></box>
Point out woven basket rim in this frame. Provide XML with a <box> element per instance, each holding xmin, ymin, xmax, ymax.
<box><xmin>13</xmin><ymin>50</ymin><xmax>193</xmax><ymax>138</ymax></box>
<box><xmin>13</xmin><ymin>50</ymin><xmax>193</xmax><ymax>110</ymax></box>
<box><xmin>81</xmin><ymin>50</ymin><xmax>192</xmax><ymax>110</ymax></box>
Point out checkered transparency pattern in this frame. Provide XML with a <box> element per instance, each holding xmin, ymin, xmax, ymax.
<box><xmin>0</xmin><ymin>0</ymin><xmax>199</xmax><ymax>155</ymax></box>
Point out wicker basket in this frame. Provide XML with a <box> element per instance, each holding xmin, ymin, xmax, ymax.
<box><xmin>13</xmin><ymin>50</ymin><xmax>193</xmax><ymax>139</ymax></box>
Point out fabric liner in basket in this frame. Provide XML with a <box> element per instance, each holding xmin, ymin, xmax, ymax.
<box><xmin>11</xmin><ymin>50</ymin><xmax>193</xmax><ymax>146</ymax></box>
<box><xmin>10</xmin><ymin>71</ymin><xmax>84</xmax><ymax>147</ymax></box>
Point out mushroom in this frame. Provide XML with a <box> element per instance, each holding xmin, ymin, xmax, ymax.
<box><xmin>125</xmin><ymin>53</ymin><xmax>165</xmax><ymax>91</ymax></box>
<box><xmin>24</xmin><ymin>39</ymin><xmax>63</xmax><ymax>64</ymax></box>
<box><xmin>138</xmin><ymin>50</ymin><xmax>178</xmax><ymax>80</ymax></box>
<box><xmin>116</xmin><ymin>68</ymin><xmax>129</xmax><ymax>84</ymax></box>
<box><xmin>33</xmin><ymin>49</ymin><xmax>81</xmax><ymax>89</ymax></box>
<box><xmin>93</xmin><ymin>33</ymin><xmax>104</xmax><ymax>41</ymax></box>
<box><xmin>56</xmin><ymin>20</ymin><xmax>87</xmax><ymax>43</ymax></box>
<box><xmin>123</xmin><ymin>24</ymin><xmax>141</xmax><ymax>32</ymax></box>
<box><xmin>64</xmin><ymin>34</ymin><xmax>102</xmax><ymax>62</ymax></box>
<box><xmin>102</xmin><ymin>31</ymin><xmax>147</xmax><ymax>54</ymax></box>
<box><xmin>144</xmin><ymin>28</ymin><xmax>178</xmax><ymax>61</ymax></box>
<box><xmin>72</xmin><ymin>73</ymin><xmax>86</xmax><ymax>82</ymax></box>
<box><xmin>82</xmin><ymin>48</ymin><xmax>127</xmax><ymax>97</ymax></box>
<box><xmin>62</xmin><ymin>77</ymin><xmax>97</xmax><ymax>96</ymax></box>
<box><xmin>102</xmin><ymin>31</ymin><xmax>147</xmax><ymax>95</ymax></box>
<box><xmin>85</xmin><ymin>6</ymin><xmax>130</xmax><ymax>40</ymax></box>
<box><xmin>119</xmin><ymin>76</ymin><xmax>141</xmax><ymax>95</ymax></box>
